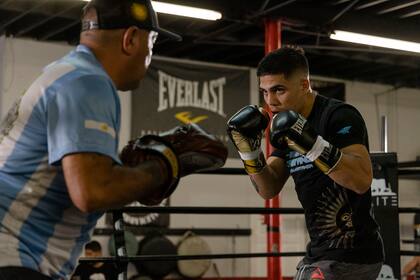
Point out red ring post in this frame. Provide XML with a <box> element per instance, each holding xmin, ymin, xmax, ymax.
<box><xmin>264</xmin><ymin>19</ymin><xmax>282</xmax><ymax>280</ymax></box>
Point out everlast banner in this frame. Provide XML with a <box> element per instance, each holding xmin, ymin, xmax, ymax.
<box><xmin>370</xmin><ymin>153</ymin><xmax>400</xmax><ymax>280</ymax></box>
<box><xmin>131</xmin><ymin>57</ymin><xmax>251</xmax><ymax>159</ymax></box>
<box><xmin>128</xmin><ymin>57</ymin><xmax>250</xmax><ymax>227</ymax></box>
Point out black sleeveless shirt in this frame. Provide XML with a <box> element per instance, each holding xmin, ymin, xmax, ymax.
<box><xmin>272</xmin><ymin>94</ymin><xmax>384</xmax><ymax>264</ymax></box>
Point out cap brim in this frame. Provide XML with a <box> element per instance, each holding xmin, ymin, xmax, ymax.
<box><xmin>154</xmin><ymin>27</ymin><xmax>182</xmax><ymax>42</ymax></box>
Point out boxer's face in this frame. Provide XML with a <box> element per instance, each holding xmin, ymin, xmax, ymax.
<box><xmin>259</xmin><ymin>72</ymin><xmax>308</xmax><ymax>114</ymax></box>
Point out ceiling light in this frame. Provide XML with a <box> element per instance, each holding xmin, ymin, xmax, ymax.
<box><xmin>82</xmin><ymin>0</ymin><xmax>222</xmax><ymax>21</ymax></box>
<box><xmin>152</xmin><ymin>1</ymin><xmax>221</xmax><ymax>20</ymax></box>
<box><xmin>330</xmin><ymin>30</ymin><xmax>420</xmax><ymax>53</ymax></box>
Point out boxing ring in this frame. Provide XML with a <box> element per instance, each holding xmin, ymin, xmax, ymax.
<box><xmin>79</xmin><ymin>154</ymin><xmax>420</xmax><ymax>280</ymax></box>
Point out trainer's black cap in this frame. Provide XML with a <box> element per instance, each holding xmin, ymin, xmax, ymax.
<box><xmin>82</xmin><ymin>0</ymin><xmax>182</xmax><ymax>41</ymax></box>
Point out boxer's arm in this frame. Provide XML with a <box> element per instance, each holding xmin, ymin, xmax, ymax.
<box><xmin>249</xmin><ymin>156</ymin><xmax>290</xmax><ymax>199</ymax></box>
<box><xmin>327</xmin><ymin>144</ymin><xmax>372</xmax><ymax>194</ymax></box>
<box><xmin>323</xmin><ymin>107</ymin><xmax>372</xmax><ymax>194</ymax></box>
<box><xmin>63</xmin><ymin>152</ymin><xmax>168</xmax><ymax>213</ymax></box>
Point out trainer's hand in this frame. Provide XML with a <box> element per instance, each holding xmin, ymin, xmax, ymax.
<box><xmin>120</xmin><ymin>135</ymin><xmax>179</xmax><ymax>205</ymax></box>
<box><xmin>159</xmin><ymin>123</ymin><xmax>228</xmax><ymax>177</ymax></box>
<box><xmin>121</xmin><ymin>123</ymin><xmax>228</xmax><ymax>204</ymax></box>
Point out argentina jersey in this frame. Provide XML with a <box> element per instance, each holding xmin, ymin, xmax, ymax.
<box><xmin>0</xmin><ymin>45</ymin><xmax>121</xmax><ymax>279</ymax></box>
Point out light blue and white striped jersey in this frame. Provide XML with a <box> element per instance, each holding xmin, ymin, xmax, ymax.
<box><xmin>0</xmin><ymin>45</ymin><xmax>121</xmax><ymax>279</ymax></box>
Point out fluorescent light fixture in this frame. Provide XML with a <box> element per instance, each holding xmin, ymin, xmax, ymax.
<box><xmin>82</xmin><ymin>0</ymin><xmax>222</xmax><ymax>21</ymax></box>
<box><xmin>330</xmin><ymin>30</ymin><xmax>420</xmax><ymax>53</ymax></box>
<box><xmin>152</xmin><ymin>2</ymin><xmax>222</xmax><ymax>20</ymax></box>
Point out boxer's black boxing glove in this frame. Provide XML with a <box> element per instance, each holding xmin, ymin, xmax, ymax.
<box><xmin>227</xmin><ymin>105</ymin><xmax>269</xmax><ymax>174</ymax></box>
<box><xmin>270</xmin><ymin>110</ymin><xmax>342</xmax><ymax>174</ymax></box>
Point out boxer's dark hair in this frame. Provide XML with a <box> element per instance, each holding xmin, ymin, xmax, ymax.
<box><xmin>84</xmin><ymin>240</ymin><xmax>102</xmax><ymax>252</ymax></box>
<box><xmin>257</xmin><ymin>46</ymin><xmax>309</xmax><ymax>78</ymax></box>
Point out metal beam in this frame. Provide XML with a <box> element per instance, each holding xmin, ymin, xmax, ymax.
<box><xmin>307</xmin><ymin>48</ymin><xmax>420</xmax><ymax>87</ymax></box>
<box><xmin>194</xmin><ymin>39</ymin><xmax>263</xmax><ymax>47</ymax></box>
<box><xmin>0</xmin><ymin>0</ymin><xmax>14</xmax><ymax>9</ymax></box>
<box><xmin>250</xmin><ymin>0</ymin><xmax>299</xmax><ymax>18</ymax></box>
<box><xmin>193</xmin><ymin>46</ymin><xmax>230</xmax><ymax>60</ymax></box>
<box><xmin>356</xmin><ymin>0</ymin><xmax>390</xmax><ymax>10</ymax></box>
<box><xmin>400</xmin><ymin>9</ymin><xmax>420</xmax><ymax>18</ymax></box>
<box><xmin>345</xmin><ymin>63</ymin><xmax>394</xmax><ymax>79</ymax></box>
<box><xmin>304</xmin><ymin>47</ymin><xmax>420</xmax><ymax>69</ymax></box>
<box><xmin>311</xmin><ymin>55</ymin><xmax>349</xmax><ymax>70</ymax></box>
<box><xmin>194</xmin><ymin>23</ymin><xmax>252</xmax><ymax>43</ymax></box>
<box><xmin>332</xmin><ymin>11</ymin><xmax>419</xmax><ymax>40</ymax></box>
<box><xmin>333</xmin><ymin>0</ymin><xmax>353</xmax><ymax>4</ymax></box>
<box><xmin>195</xmin><ymin>25</ymin><xmax>326</xmax><ymax>47</ymax></box>
<box><xmin>381</xmin><ymin>76</ymin><xmax>420</xmax><ymax>89</ymax></box>
<box><xmin>282</xmin><ymin>26</ymin><xmax>329</xmax><ymax>37</ymax></box>
<box><xmin>258</xmin><ymin>0</ymin><xmax>271</xmax><ymax>13</ymax></box>
<box><xmin>298</xmin><ymin>44</ymin><xmax>420</xmax><ymax>59</ymax></box>
<box><xmin>329</xmin><ymin>58</ymin><xmax>367</xmax><ymax>73</ymax></box>
<box><xmin>378</xmin><ymin>0</ymin><xmax>420</xmax><ymax>14</ymax></box>
<box><xmin>159</xmin><ymin>39</ymin><xmax>196</xmax><ymax>56</ymax></box>
<box><xmin>195</xmin><ymin>0</ymin><xmax>298</xmax><ymax>42</ymax></box>
<box><xmin>389</xmin><ymin>69</ymin><xmax>420</xmax><ymax>81</ymax></box>
<box><xmin>16</xmin><ymin>2</ymin><xmax>80</xmax><ymax>37</ymax></box>
<box><xmin>329</xmin><ymin>0</ymin><xmax>361</xmax><ymax>24</ymax></box>
<box><xmin>189</xmin><ymin>45</ymin><xmax>262</xmax><ymax>66</ymax></box>
<box><xmin>259</xmin><ymin>3</ymin><xmax>419</xmax><ymax>42</ymax></box>
<box><xmin>40</xmin><ymin>19</ymin><xmax>80</xmax><ymax>41</ymax></box>
<box><xmin>0</xmin><ymin>0</ymin><xmax>48</xmax><ymax>31</ymax></box>
<box><xmin>296</xmin><ymin>49</ymin><xmax>420</xmax><ymax>87</ymax></box>
<box><xmin>368</xmin><ymin>66</ymin><xmax>414</xmax><ymax>81</ymax></box>
<box><xmin>224</xmin><ymin>48</ymin><xmax>263</xmax><ymax>64</ymax></box>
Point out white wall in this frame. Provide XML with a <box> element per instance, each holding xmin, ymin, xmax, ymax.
<box><xmin>0</xmin><ymin>36</ymin><xmax>5</xmax><ymax>118</ymax></box>
<box><xmin>1</xmin><ymin>37</ymin><xmax>419</xmax><ymax>278</ymax></box>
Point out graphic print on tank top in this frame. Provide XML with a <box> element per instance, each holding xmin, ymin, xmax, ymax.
<box><xmin>311</xmin><ymin>183</ymin><xmax>355</xmax><ymax>249</ymax></box>
<box><xmin>286</xmin><ymin>151</ymin><xmax>314</xmax><ymax>173</ymax></box>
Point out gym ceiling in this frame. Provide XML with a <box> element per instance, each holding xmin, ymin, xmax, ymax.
<box><xmin>1</xmin><ymin>0</ymin><xmax>420</xmax><ymax>88</ymax></box>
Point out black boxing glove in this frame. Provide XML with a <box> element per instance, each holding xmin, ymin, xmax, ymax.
<box><xmin>227</xmin><ymin>105</ymin><xmax>270</xmax><ymax>174</ymax></box>
<box><xmin>270</xmin><ymin>110</ymin><xmax>342</xmax><ymax>174</ymax></box>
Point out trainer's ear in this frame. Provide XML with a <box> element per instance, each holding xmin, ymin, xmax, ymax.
<box><xmin>122</xmin><ymin>26</ymin><xmax>140</xmax><ymax>55</ymax></box>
